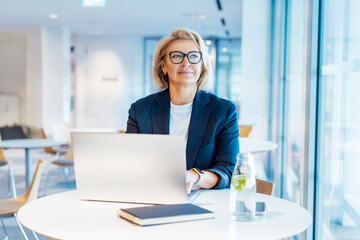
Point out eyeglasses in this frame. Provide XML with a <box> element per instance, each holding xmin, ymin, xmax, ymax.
<box><xmin>168</xmin><ymin>51</ymin><xmax>202</xmax><ymax>64</ymax></box>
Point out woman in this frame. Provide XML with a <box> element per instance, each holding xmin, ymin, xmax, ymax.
<box><xmin>127</xmin><ymin>28</ymin><xmax>239</xmax><ymax>193</ymax></box>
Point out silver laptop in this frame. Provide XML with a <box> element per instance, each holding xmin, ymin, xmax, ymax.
<box><xmin>72</xmin><ymin>132</ymin><xmax>192</xmax><ymax>204</ymax></box>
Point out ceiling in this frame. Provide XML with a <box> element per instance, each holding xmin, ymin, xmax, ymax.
<box><xmin>0</xmin><ymin>0</ymin><xmax>242</xmax><ymax>38</ymax></box>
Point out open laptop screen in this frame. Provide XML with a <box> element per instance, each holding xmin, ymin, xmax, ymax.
<box><xmin>72</xmin><ymin>132</ymin><xmax>188</xmax><ymax>204</ymax></box>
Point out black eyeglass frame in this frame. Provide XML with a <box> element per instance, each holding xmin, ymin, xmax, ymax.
<box><xmin>168</xmin><ymin>51</ymin><xmax>203</xmax><ymax>64</ymax></box>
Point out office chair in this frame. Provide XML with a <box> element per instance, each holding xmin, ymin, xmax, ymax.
<box><xmin>44</xmin><ymin>145</ymin><xmax>74</xmax><ymax>196</ymax></box>
<box><xmin>256</xmin><ymin>178</ymin><xmax>275</xmax><ymax>196</ymax></box>
<box><xmin>0</xmin><ymin>159</ymin><xmax>44</xmax><ymax>240</ymax></box>
<box><xmin>40</xmin><ymin>128</ymin><xmax>68</xmax><ymax>157</ymax></box>
<box><xmin>0</xmin><ymin>148</ymin><xmax>17</xmax><ymax>198</ymax></box>
<box><xmin>40</xmin><ymin>128</ymin><xmax>74</xmax><ymax>195</ymax></box>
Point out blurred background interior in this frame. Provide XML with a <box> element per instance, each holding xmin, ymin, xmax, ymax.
<box><xmin>1</xmin><ymin>0</ymin><xmax>360</xmax><ymax>239</ymax></box>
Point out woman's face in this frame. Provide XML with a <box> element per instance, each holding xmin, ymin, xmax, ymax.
<box><xmin>162</xmin><ymin>39</ymin><xmax>202</xmax><ymax>89</ymax></box>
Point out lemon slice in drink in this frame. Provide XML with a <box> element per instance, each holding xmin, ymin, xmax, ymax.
<box><xmin>230</xmin><ymin>175</ymin><xmax>247</xmax><ymax>191</ymax></box>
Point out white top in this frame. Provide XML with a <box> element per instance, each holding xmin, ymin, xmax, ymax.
<box><xmin>169</xmin><ymin>101</ymin><xmax>193</xmax><ymax>144</ymax></box>
<box><xmin>18</xmin><ymin>190</ymin><xmax>312</xmax><ymax>240</ymax></box>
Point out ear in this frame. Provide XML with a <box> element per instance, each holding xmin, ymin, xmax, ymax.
<box><xmin>161</xmin><ymin>60</ymin><xmax>166</xmax><ymax>73</ymax></box>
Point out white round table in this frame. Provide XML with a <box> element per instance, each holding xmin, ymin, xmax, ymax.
<box><xmin>69</xmin><ymin>127</ymin><xmax>118</xmax><ymax>133</ymax></box>
<box><xmin>239</xmin><ymin>137</ymin><xmax>278</xmax><ymax>153</ymax></box>
<box><xmin>18</xmin><ymin>190</ymin><xmax>311</xmax><ymax>240</ymax></box>
<box><xmin>0</xmin><ymin>138</ymin><xmax>61</xmax><ymax>187</ymax></box>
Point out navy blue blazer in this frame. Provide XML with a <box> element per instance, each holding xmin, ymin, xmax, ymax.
<box><xmin>126</xmin><ymin>89</ymin><xmax>239</xmax><ymax>189</ymax></box>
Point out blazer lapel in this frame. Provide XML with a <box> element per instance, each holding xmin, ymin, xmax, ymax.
<box><xmin>186</xmin><ymin>91</ymin><xmax>211</xmax><ymax>168</ymax></box>
<box><xmin>152</xmin><ymin>89</ymin><xmax>170</xmax><ymax>134</ymax></box>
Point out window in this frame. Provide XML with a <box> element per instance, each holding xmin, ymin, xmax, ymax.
<box><xmin>316</xmin><ymin>0</ymin><xmax>360</xmax><ymax>238</ymax></box>
<box><xmin>282</xmin><ymin>0</ymin><xmax>307</xmax><ymax>206</ymax></box>
<box><xmin>215</xmin><ymin>39</ymin><xmax>241</xmax><ymax>112</ymax></box>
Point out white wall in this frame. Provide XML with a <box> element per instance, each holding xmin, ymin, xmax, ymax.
<box><xmin>24</xmin><ymin>27</ymin><xmax>43</xmax><ymax>130</ymax></box>
<box><xmin>241</xmin><ymin>0</ymin><xmax>271</xmax><ymax>139</ymax></box>
<box><xmin>0</xmin><ymin>28</ymin><xmax>144</xmax><ymax>134</ymax></box>
<box><xmin>0</xmin><ymin>94</ymin><xmax>20</xmax><ymax>125</ymax></box>
<box><xmin>0</xmin><ymin>27</ymin><xmax>71</xmax><ymax>136</ymax></box>
<box><xmin>0</xmin><ymin>31</ymin><xmax>26</xmax><ymax>124</ymax></box>
<box><xmin>74</xmin><ymin>35</ymin><xmax>143</xmax><ymax>130</ymax></box>
<box><xmin>41</xmin><ymin>27</ymin><xmax>71</xmax><ymax>134</ymax></box>
<box><xmin>0</xmin><ymin>28</ymin><xmax>43</xmax><ymax>128</ymax></box>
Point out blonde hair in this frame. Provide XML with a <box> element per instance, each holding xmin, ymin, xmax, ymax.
<box><xmin>152</xmin><ymin>28</ymin><xmax>214</xmax><ymax>91</ymax></box>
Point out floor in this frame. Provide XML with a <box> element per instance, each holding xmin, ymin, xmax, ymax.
<box><xmin>0</xmin><ymin>148</ymin><xmax>76</xmax><ymax>240</ymax></box>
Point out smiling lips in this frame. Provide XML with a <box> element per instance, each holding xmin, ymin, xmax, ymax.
<box><xmin>179</xmin><ymin>71</ymin><xmax>192</xmax><ymax>74</ymax></box>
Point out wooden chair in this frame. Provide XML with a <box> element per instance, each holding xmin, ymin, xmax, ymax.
<box><xmin>40</xmin><ymin>128</ymin><xmax>68</xmax><ymax>156</ymax></box>
<box><xmin>256</xmin><ymin>178</ymin><xmax>274</xmax><ymax>196</ymax></box>
<box><xmin>0</xmin><ymin>148</ymin><xmax>17</xmax><ymax>198</ymax></box>
<box><xmin>0</xmin><ymin>159</ymin><xmax>44</xmax><ymax>240</ymax></box>
<box><xmin>239</xmin><ymin>125</ymin><xmax>253</xmax><ymax>138</ymax></box>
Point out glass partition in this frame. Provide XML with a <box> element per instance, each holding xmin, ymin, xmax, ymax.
<box><xmin>316</xmin><ymin>0</ymin><xmax>360</xmax><ymax>238</ymax></box>
<box><xmin>282</xmin><ymin>0</ymin><xmax>307</xmax><ymax>206</ymax></box>
<box><xmin>215</xmin><ymin>39</ymin><xmax>241</xmax><ymax>114</ymax></box>
<box><xmin>143</xmin><ymin>38</ymin><xmax>160</xmax><ymax>96</ymax></box>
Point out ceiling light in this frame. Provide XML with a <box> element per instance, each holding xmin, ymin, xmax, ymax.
<box><xmin>222</xmin><ymin>47</ymin><xmax>228</xmax><ymax>53</ymax></box>
<box><xmin>205</xmin><ymin>40</ymin><xmax>212</xmax><ymax>46</ymax></box>
<box><xmin>83</xmin><ymin>0</ymin><xmax>106</xmax><ymax>7</ymax></box>
<box><xmin>49</xmin><ymin>14</ymin><xmax>59</xmax><ymax>19</ymax></box>
<box><xmin>196</xmin><ymin>14</ymin><xmax>207</xmax><ymax>20</ymax></box>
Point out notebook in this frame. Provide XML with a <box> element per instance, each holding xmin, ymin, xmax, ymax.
<box><xmin>72</xmin><ymin>132</ymin><xmax>193</xmax><ymax>204</ymax></box>
<box><xmin>118</xmin><ymin>203</ymin><xmax>214</xmax><ymax>226</ymax></box>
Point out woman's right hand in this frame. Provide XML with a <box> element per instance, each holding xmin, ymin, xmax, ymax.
<box><xmin>186</xmin><ymin>170</ymin><xmax>200</xmax><ymax>194</ymax></box>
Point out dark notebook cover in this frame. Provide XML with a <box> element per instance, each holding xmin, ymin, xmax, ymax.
<box><xmin>119</xmin><ymin>203</ymin><xmax>214</xmax><ymax>226</ymax></box>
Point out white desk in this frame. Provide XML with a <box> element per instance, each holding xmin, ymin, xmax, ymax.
<box><xmin>18</xmin><ymin>190</ymin><xmax>311</xmax><ymax>240</ymax></box>
<box><xmin>239</xmin><ymin>137</ymin><xmax>278</xmax><ymax>153</ymax></box>
<box><xmin>0</xmin><ymin>138</ymin><xmax>61</xmax><ymax>187</ymax></box>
